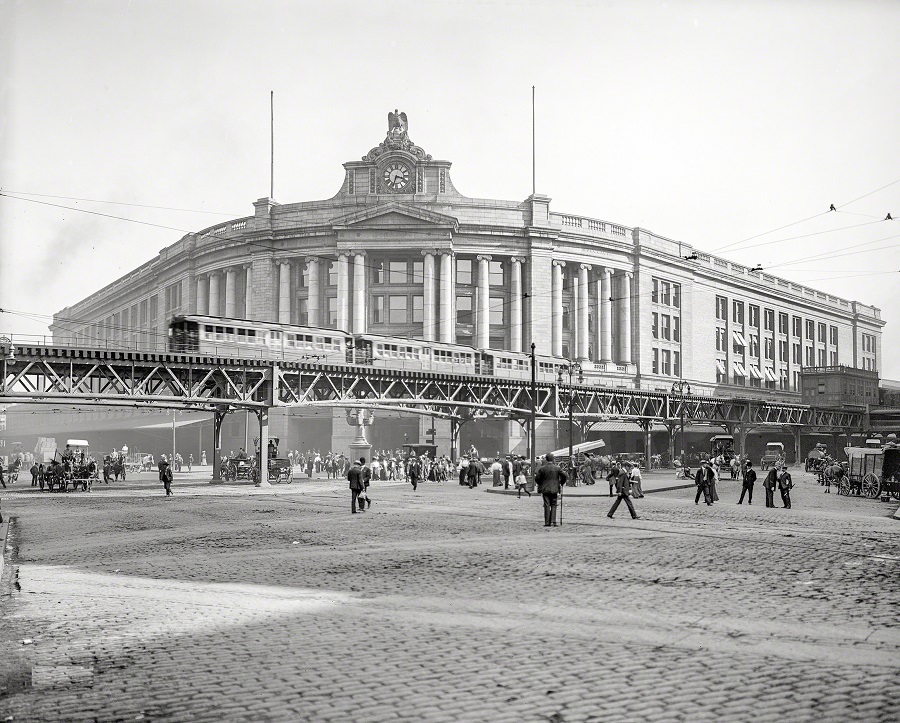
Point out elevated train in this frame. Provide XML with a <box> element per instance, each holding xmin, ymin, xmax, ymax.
<box><xmin>168</xmin><ymin>314</ymin><xmax>564</xmax><ymax>382</ymax></box>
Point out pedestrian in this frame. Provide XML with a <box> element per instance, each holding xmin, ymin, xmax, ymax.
<box><xmin>407</xmin><ymin>455</ymin><xmax>420</xmax><ymax>491</ymax></box>
<box><xmin>778</xmin><ymin>466</ymin><xmax>794</xmax><ymax>508</ymax></box>
<box><xmin>466</xmin><ymin>457</ymin><xmax>480</xmax><ymax>489</ymax></box>
<box><xmin>738</xmin><ymin>460</ymin><xmax>756</xmax><ymax>504</ymax></box>
<box><xmin>38</xmin><ymin>463</ymin><xmax>45</xmax><ymax>491</ymax></box>
<box><xmin>694</xmin><ymin>460</ymin><xmax>714</xmax><ymax>506</ymax></box>
<box><xmin>535</xmin><ymin>452</ymin><xmax>568</xmax><ymax>527</ymax></box>
<box><xmin>502</xmin><ymin>456</ymin><xmax>513</xmax><ymax>489</ymax></box>
<box><xmin>762</xmin><ymin>464</ymin><xmax>778</xmax><ymax>507</ymax></box>
<box><xmin>606</xmin><ymin>463</ymin><xmax>619</xmax><ymax>497</ymax></box>
<box><xmin>347</xmin><ymin>457</ymin><xmax>368</xmax><ymax>513</ymax></box>
<box><xmin>628</xmin><ymin>461</ymin><xmax>645</xmax><ymax>498</ymax></box>
<box><xmin>514</xmin><ymin>463</ymin><xmax>532</xmax><ymax>499</ymax></box>
<box><xmin>607</xmin><ymin>461</ymin><xmax>640</xmax><ymax>520</ymax></box>
<box><xmin>158</xmin><ymin>459</ymin><xmax>174</xmax><ymax>497</ymax></box>
<box><xmin>30</xmin><ymin>461</ymin><xmax>39</xmax><ymax>486</ymax></box>
<box><xmin>188</xmin><ymin>453</ymin><xmax>193</xmax><ymax>472</ymax></box>
<box><xmin>490</xmin><ymin>458</ymin><xmax>503</xmax><ymax>487</ymax></box>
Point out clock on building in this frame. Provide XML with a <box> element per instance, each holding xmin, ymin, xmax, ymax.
<box><xmin>381</xmin><ymin>161</ymin><xmax>412</xmax><ymax>192</ymax></box>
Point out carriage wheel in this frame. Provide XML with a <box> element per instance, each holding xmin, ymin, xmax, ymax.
<box><xmin>838</xmin><ymin>475</ymin><xmax>851</xmax><ymax>496</ymax></box>
<box><xmin>861</xmin><ymin>473</ymin><xmax>881</xmax><ymax>499</ymax></box>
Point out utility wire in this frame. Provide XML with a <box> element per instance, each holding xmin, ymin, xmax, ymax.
<box><xmin>1</xmin><ymin>191</ymin><xmax>240</xmax><ymax>216</ymax></box>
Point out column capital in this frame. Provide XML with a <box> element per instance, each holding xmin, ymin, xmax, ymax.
<box><xmin>439</xmin><ymin>250</ymin><xmax>455</xmax><ymax>258</ymax></box>
<box><xmin>337</xmin><ymin>252</ymin><xmax>350</xmax><ymax>260</ymax></box>
<box><xmin>278</xmin><ymin>259</ymin><xmax>292</xmax><ymax>269</ymax></box>
<box><xmin>552</xmin><ymin>259</ymin><xmax>566</xmax><ymax>268</ymax></box>
<box><xmin>352</xmin><ymin>250</ymin><xmax>367</xmax><ymax>258</ymax></box>
<box><xmin>510</xmin><ymin>256</ymin><xmax>525</xmax><ymax>265</ymax></box>
<box><xmin>476</xmin><ymin>254</ymin><xmax>492</xmax><ymax>262</ymax></box>
<box><xmin>579</xmin><ymin>263</ymin><xmax>592</xmax><ymax>271</ymax></box>
<box><xmin>624</xmin><ymin>271</ymin><xmax>633</xmax><ymax>280</ymax></box>
<box><xmin>422</xmin><ymin>249</ymin><xmax>438</xmax><ymax>258</ymax></box>
<box><xmin>304</xmin><ymin>255</ymin><xmax>320</xmax><ymax>265</ymax></box>
<box><xmin>601</xmin><ymin>267</ymin><xmax>613</xmax><ymax>277</ymax></box>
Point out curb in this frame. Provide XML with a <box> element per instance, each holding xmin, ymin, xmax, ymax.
<box><xmin>485</xmin><ymin>483</ymin><xmax>695</xmax><ymax>497</ymax></box>
<box><xmin>0</xmin><ymin>520</ymin><xmax>8</xmax><ymax>582</ymax></box>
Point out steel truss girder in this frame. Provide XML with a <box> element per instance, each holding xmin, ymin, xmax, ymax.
<box><xmin>0</xmin><ymin>348</ymin><xmax>864</xmax><ymax>429</ymax></box>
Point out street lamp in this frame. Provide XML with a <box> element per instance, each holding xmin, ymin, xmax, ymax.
<box><xmin>558</xmin><ymin>361</ymin><xmax>584</xmax><ymax>475</ymax></box>
<box><xmin>671</xmin><ymin>380</ymin><xmax>692</xmax><ymax>469</ymax></box>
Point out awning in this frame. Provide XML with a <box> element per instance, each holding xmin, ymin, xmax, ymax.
<box><xmin>764</xmin><ymin>367</ymin><xmax>778</xmax><ymax>382</ymax></box>
<box><xmin>716</xmin><ymin>359</ymin><xmax>726</xmax><ymax>375</ymax></box>
<box><xmin>733</xmin><ymin>362</ymin><xmax>747</xmax><ymax>377</ymax></box>
<box><xmin>732</xmin><ymin>330</ymin><xmax>746</xmax><ymax>347</ymax></box>
<box><xmin>749</xmin><ymin>366</ymin><xmax>762</xmax><ymax>380</ymax></box>
<box><xmin>136</xmin><ymin>419</ymin><xmax>206</xmax><ymax>430</ymax></box>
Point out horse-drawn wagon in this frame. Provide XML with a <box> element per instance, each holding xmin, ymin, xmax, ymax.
<box><xmin>838</xmin><ymin>443</ymin><xmax>900</xmax><ymax>499</ymax></box>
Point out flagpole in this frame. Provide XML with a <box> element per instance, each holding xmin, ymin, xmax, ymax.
<box><xmin>270</xmin><ymin>91</ymin><xmax>275</xmax><ymax>199</ymax></box>
<box><xmin>532</xmin><ymin>85</ymin><xmax>536</xmax><ymax>195</ymax></box>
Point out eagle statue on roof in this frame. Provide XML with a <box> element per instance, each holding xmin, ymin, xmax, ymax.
<box><xmin>388</xmin><ymin>109</ymin><xmax>408</xmax><ymax>135</ymax></box>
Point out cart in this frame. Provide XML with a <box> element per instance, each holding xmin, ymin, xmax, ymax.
<box><xmin>267</xmin><ymin>458</ymin><xmax>294</xmax><ymax>484</ymax></box>
<box><xmin>839</xmin><ymin>444</ymin><xmax>900</xmax><ymax>499</ymax></box>
<box><xmin>761</xmin><ymin>442</ymin><xmax>785</xmax><ymax>471</ymax></box>
<box><xmin>222</xmin><ymin>457</ymin><xmax>255</xmax><ymax>482</ymax></box>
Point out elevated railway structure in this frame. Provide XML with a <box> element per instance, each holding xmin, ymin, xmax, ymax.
<box><xmin>1</xmin><ymin>341</ymin><xmax>867</xmax><ymax>483</ymax></box>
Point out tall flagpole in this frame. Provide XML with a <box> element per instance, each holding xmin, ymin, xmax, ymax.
<box><xmin>532</xmin><ymin>86</ymin><xmax>536</xmax><ymax>195</ymax></box>
<box><xmin>270</xmin><ymin>91</ymin><xmax>275</xmax><ymax>199</ymax></box>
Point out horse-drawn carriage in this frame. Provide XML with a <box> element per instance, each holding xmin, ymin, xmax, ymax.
<box><xmin>267</xmin><ymin>457</ymin><xmax>294</xmax><ymax>484</ymax></box>
<box><xmin>44</xmin><ymin>439</ymin><xmax>98</xmax><ymax>492</ymax></box>
<box><xmin>836</xmin><ymin>443</ymin><xmax>900</xmax><ymax>499</ymax></box>
<box><xmin>221</xmin><ymin>456</ymin><xmax>256</xmax><ymax>482</ymax></box>
<box><xmin>805</xmin><ymin>443</ymin><xmax>830</xmax><ymax>473</ymax></box>
<box><xmin>103</xmin><ymin>453</ymin><xmax>127</xmax><ymax>483</ymax></box>
<box><xmin>3</xmin><ymin>457</ymin><xmax>21</xmax><ymax>484</ymax></box>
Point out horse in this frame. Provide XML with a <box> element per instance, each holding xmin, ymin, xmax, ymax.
<box><xmin>103</xmin><ymin>455</ymin><xmax>126</xmax><ymax>483</ymax></box>
<box><xmin>821</xmin><ymin>462</ymin><xmax>847</xmax><ymax>494</ymax></box>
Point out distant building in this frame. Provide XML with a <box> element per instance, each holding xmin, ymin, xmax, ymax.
<box><xmin>799</xmin><ymin>365</ymin><xmax>879</xmax><ymax>409</ymax></box>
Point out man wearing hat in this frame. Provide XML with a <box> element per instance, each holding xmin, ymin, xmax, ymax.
<box><xmin>762</xmin><ymin>463</ymin><xmax>779</xmax><ymax>508</ymax></box>
<box><xmin>738</xmin><ymin>460</ymin><xmax>756</xmax><ymax>504</ymax></box>
<box><xmin>158</xmin><ymin>458</ymin><xmax>174</xmax><ymax>497</ymax></box>
<box><xmin>535</xmin><ymin>452</ymin><xmax>568</xmax><ymax>526</ymax></box>
<box><xmin>694</xmin><ymin>459</ymin><xmax>714</xmax><ymax>506</ymax></box>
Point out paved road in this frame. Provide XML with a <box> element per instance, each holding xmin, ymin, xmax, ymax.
<box><xmin>0</xmin><ymin>470</ymin><xmax>897</xmax><ymax>722</ymax></box>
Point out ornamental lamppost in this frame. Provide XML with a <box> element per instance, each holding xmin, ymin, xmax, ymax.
<box><xmin>671</xmin><ymin>379</ymin><xmax>692</xmax><ymax>467</ymax></box>
<box><xmin>558</xmin><ymin>361</ymin><xmax>584</xmax><ymax>472</ymax></box>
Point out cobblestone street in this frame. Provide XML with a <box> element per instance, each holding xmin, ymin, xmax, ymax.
<box><xmin>1</xmin><ymin>470</ymin><xmax>898</xmax><ymax>722</ymax></box>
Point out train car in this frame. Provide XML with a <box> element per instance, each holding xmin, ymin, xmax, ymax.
<box><xmin>478</xmin><ymin>350</ymin><xmax>562</xmax><ymax>383</ymax></box>
<box><xmin>168</xmin><ymin>315</ymin><xmax>350</xmax><ymax>363</ymax></box>
<box><xmin>352</xmin><ymin>333</ymin><xmax>477</xmax><ymax>373</ymax></box>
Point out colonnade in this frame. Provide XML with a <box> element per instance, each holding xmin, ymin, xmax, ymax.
<box><xmin>190</xmin><ymin>253</ymin><xmax>633</xmax><ymax>366</ymax></box>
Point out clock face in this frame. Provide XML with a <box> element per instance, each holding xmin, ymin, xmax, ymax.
<box><xmin>382</xmin><ymin>161</ymin><xmax>411</xmax><ymax>192</ymax></box>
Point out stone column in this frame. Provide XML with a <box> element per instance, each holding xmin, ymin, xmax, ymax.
<box><xmin>551</xmin><ymin>260</ymin><xmax>565</xmax><ymax>357</ymax></box>
<box><xmin>510</xmin><ymin>257</ymin><xmax>523</xmax><ymax>352</ymax></box>
<box><xmin>578</xmin><ymin>264</ymin><xmax>591</xmax><ymax>360</ymax></box>
<box><xmin>243</xmin><ymin>265</ymin><xmax>252</xmax><ymax>318</ymax></box>
<box><xmin>476</xmin><ymin>255</ymin><xmax>491</xmax><ymax>349</ymax></box>
<box><xmin>209</xmin><ymin>272</ymin><xmax>221</xmax><ymax>318</ymax></box>
<box><xmin>225</xmin><ymin>268</ymin><xmax>237</xmax><ymax>318</ymax></box>
<box><xmin>600</xmin><ymin>268</ymin><xmax>612</xmax><ymax>362</ymax></box>
<box><xmin>422</xmin><ymin>251</ymin><xmax>436</xmax><ymax>341</ymax></box>
<box><xmin>337</xmin><ymin>253</ymin><xmax>350</xmax><ymax>330</ymax></box>
<box><xmin>196</xmin><ymin>275</ymin><xmax>208</xmax><ymax>315</ymax></box>
<box><xmin>439</xmin><ymin>252</ymin><xmax>453</xmax><ymax>343</ymax></box>
<box><xmin>352</xmin><ymin>252</ymin><xmax>366</xmax><ymax>333</ymax></box>
<box><xmin>278</xmin><ymin>261</ymin><xmax>291</xmax><ymax>323</ymax></box>
<box><xmin>306</xmin><ymin>258</ymin><xmax>320</xmax><ymax>327</ymax></box>
<box><xmin>619</xmin><ymin>272</ymin><xmax>632</xmax><ymax>363</ymax></box>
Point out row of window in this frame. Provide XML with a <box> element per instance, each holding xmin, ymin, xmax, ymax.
<box><xmin>651</xmin><ymin>348</ymin><xmax>681</xmax><ymax>377</ymax></box>
<box><xmin>298</xmin><ymin>258</ymin><xmax>509</xmax><ymax>289</ymax></box>
<box><xmin>651</xmin><ymin>313</ymin><xmax>680</xmax><ymax>342</ymax></box>
<box><xmin>651</xmin><ymin>278</ymin><xmax>681</xmax><ymax>308</ymax></box>
<box><xmin>715</xmin><ymin>297</ymin><xmax>840</xmax><ymax>345</ymax></box>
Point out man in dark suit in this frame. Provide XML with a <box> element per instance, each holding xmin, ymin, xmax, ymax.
<box><xmin>694</xmin><ymin>460</ymin><xmax>713</xmax><ymax>505</ymax></box>
<box><xmin>778</xmin><ymin>466</ymin><xmax>793</xmax><ymax>508</ymax></box>
<box><xmin>763</xmin><ymin>465</ymin><xmax>778</xmax><ymax>507</ymax></box>
<box><xmin>738</xmin><ymin>460</ymin><xmax>757</xmax><ymax>504</ymax></box>
<box><xmin>607</xmin><ymin>462</ymin><xmax>640</xmax><ymax>519</ymax></box>
<box><xmin>347</xmin><ymin>457</ymin><xmax>367</xmax><ymax>513</ymax></box>
<box><xmin>535</xmin><ymin>452</ymin><xmax>568</xmax><ymax>527</ymax></box>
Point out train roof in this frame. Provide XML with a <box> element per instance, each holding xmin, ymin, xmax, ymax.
<box><xmin>171</xmin><ymin>315</ymin><xmax>351</xmax><ymax>335</ymax></box>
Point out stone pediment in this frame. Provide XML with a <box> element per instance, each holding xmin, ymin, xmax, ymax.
<box><xmin>332</xmin><ymin>202</ymin><xmax>459</xmax><ymax>231</ymax></box>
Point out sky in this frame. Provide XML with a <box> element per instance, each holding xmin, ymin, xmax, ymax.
<box><xmin>1</xmin><ymin>0</ymin><xmax>898</xmax><ymax>377</ymax></box>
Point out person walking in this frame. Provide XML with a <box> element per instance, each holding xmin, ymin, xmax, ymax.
<box><xmin>606</xmin><ymin>463</ymin><xmax>619</xmax><ymax>497</ymax></box>
<box><xmin>535</xmin><ymin>452</ymin><xmax>568</xmax><ymax>526</ymax></box>
<box><xmin>188</xmin><ymin>453</ymin><xmax>193</xmax><ymax>472</ymax></box>
<box><xmin>466</xmin><ymin>457</ymin><xmax>480</xmax><ymax>489</ymax></box>
<box><xmin>490</xmin><ymin>458</ymin><xmax>503</xmax><ymax>488</ymax></box>
<box><xmin>502</xmin><ymin>456</ymin><xmax>513</xmax><ymax>489</ymax></box>
<box><xmin>348</xmin><ymin>457</ymin><xmax>368</xmax><ymax>513</ymax></box>
<box><xmin>778</xmin><ymin>466</ymin><xmax>794</xmax><ymax>508</ymax></box>
<box><xmin>607</xmin><ymin>462</ymin><xmax>640</xmax><ymax>519</ymax></box>
<box><xmin>30</xmin><ymin>461</ymin><xmax>39</xmax><ymax>487</ymax></box>
<box><xmin>158</xmin><ymin>459</ymin><xmax>174</xmax><ymax>497</ymax></box>
<box><xmin>694</xmin><ymin>460</ymin><xmax>714</xmax><ymax>506</ymax></box>
<box><xmin>628</xmin><ymin>462</ymin><xmax>645</xmax><ymax>498</ymax></box>
<box><xmin>763</xmin><ymin>465</ymin><xmax>778</xmax><ymax>508</ymax></box>
<box><xmin>738</xmin><ymin>460</ymin><xmax>756</xmax><ymax>504</ymax></box>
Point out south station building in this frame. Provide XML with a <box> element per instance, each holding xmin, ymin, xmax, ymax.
<box><xmin>50</xmin><ymin>111</ymin><xmax>885</xmax><ymax>457</ymax></box>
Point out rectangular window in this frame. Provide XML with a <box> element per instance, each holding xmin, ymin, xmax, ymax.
<box><xmin>660</xmin><ymin>314</ymin><xmax>670</xmax><ymax>341</ymax></box>
<box><xmin>652</xmin><ymin>279</ymin><xmax>658</xmax><ymax>303</ymax></box>
<box><xmin>388</xmin><ymin>295</ymin><xmax>408</xmax><ymax>323</ymax></box>
<box><xmin>328</xmin><ymin>262</ymin><xmax>338</xmax><ymax>287</ymax></box>
<box><xmin>412</xmin><ymin>295</ymin><xmax>424</xmax><ymax>323</ymax></box>
<box><xmin>817</xmin><ymin>322</ymin><xmax>826</xmax><ymax>343</ymax></box>
<box><xmin>660</xmin><ymin>282</ymin><xmax>671</xmax><ymax>306</ymax></box>
<box><xmin>652</xmin><ymin>313</ymin><xmax>659</xmax><ymax>339</ymax></box>
<box><xmin>779</xmin><ymin>340</ymin><xmax>787</xmax><ymax>362</ymax></box>
<box><xmin>829</xmin><ymin>325</ymin><xmax>837</xmax><ymax>345</ymax></box>
<box><xmin>673</xmin><ymin>316</ymin><xmax>680</xmax><ymax>343</ymax></box>
<box><xmin>456</xmin><ymin>295</ymin><xmax>473</xmax><ymax>325</ymax></box>
<box><xmin>792</xmin><ymin>343</ymin><xmax>801</xmax><ymax>364</ymax></box>
<box><xmin>673</xmin><ymin>284</ymin><xmax>680</xmax><ymax>309</ymax></box>
<box><xmin>805</xmin><ymin>319</ymin><xmax>814</xmax><ymax>340</ymax></box>
<box><xmin>716</xmin><ymin>360</ymin><xmax>727</xmax><ymax>384</ymax></box>
<box><xmin>327</xmin><ymin>297</ymin><xmax>337</xmax><ymax>326</ymax></box>
<box><xmin>829</xmin><ymin>350</ymin><xmax>838</xmax><ymax>365</ymax></box>
<box><xmin>489</xmin><ymin>296</ymin><xmax>504</xmax><ymax>325</ymax></box>
<box><xmin>792</xmin><ymin>316</ymin><xmax>802</xmax><ymax>338</ymax></box>
<box><xmin>372</xmin><ymin>261</ymin><xmax>384</xmax><ymax>285</ymax></box>
<box><xmin>716</xmin><ymin>327</ymin><xmax>727</xmax><ymax>352</ymax></box>
<box><xmin>749</xmin><ymin>305</ymin><xmax>759</xmax><ymax>329</ymax></box>
<box><xmin>456</xmin><ymin>259</ymin><xmax>472</xmax><ymax>285</ymax></box>
<box><xmin>662</xmin><ymin>349</ymin><xmax>671</xmax><ymax>376</ymax></box>
<box><xmin>764</xmin><ymin>337</ymin><xmax>774</xmax><ymax>360</ymax></box>
<box><xmin>652</xmin><ymin>348</ymin><xmax>659</xmax><ymax>374</ymax></box>
<box><xmin>749</xmin><ymin>335</ymin><xmax>760</xmax><ymax>357</ymax></box>
<box><xmin>562</xmin><ymin>303</ymin><xmax>570</xmax><ymax>330</ymax></box>
<box><xmin>764</xmin><ymin>309</ymin><xmax>774</xmax><ymax>332</ymax></box>
<box><xmin>779</xmin><ymin>313</ymin><xmax>788</xmax><ymax>335</ymax></box>
<box><xmin>716</xmin><ymin>296</ymin><xmax>727</xmax><ymax>321</ymax></box>
<box><xmin>489</xmin><ymin>261</ymin><xmax>503</xmax><ymax>287</ymax></box>
<box><xmin>817</xmin><ymin>348</ymin><xmax>826</xmax><ymax>366</ymax></box>
<box><xmin>372</xmin><ymin>296</ymin><xmax>384</xmax><ymax>324</ymax></box>
<box><xmin>805</xmin><ymin>346</ymin><xmax>815</xmax><ymax>367</ymax></box>
<box><xmin>298</xmin><ymin>298</ymin><xmax>309</xmax><ymax>326</ymax></box>
<box><xmin>412</xmin><ymin>261</ymin><xmax>423</xmax><ymax>284</ymax></box>
<box><xmin>389</xmin><ymin>261</ymin><xmax>407</xmax><ymax>284</ymax></box>
<box><xmin>733</xmin><ymin>300</ymin><xmax>744</xmax><ymax>325</ymax></box>
<box><xmin>674</xmin><ymin>351</ymin><xmax>681</xmax><ymax>377</ymax></box>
